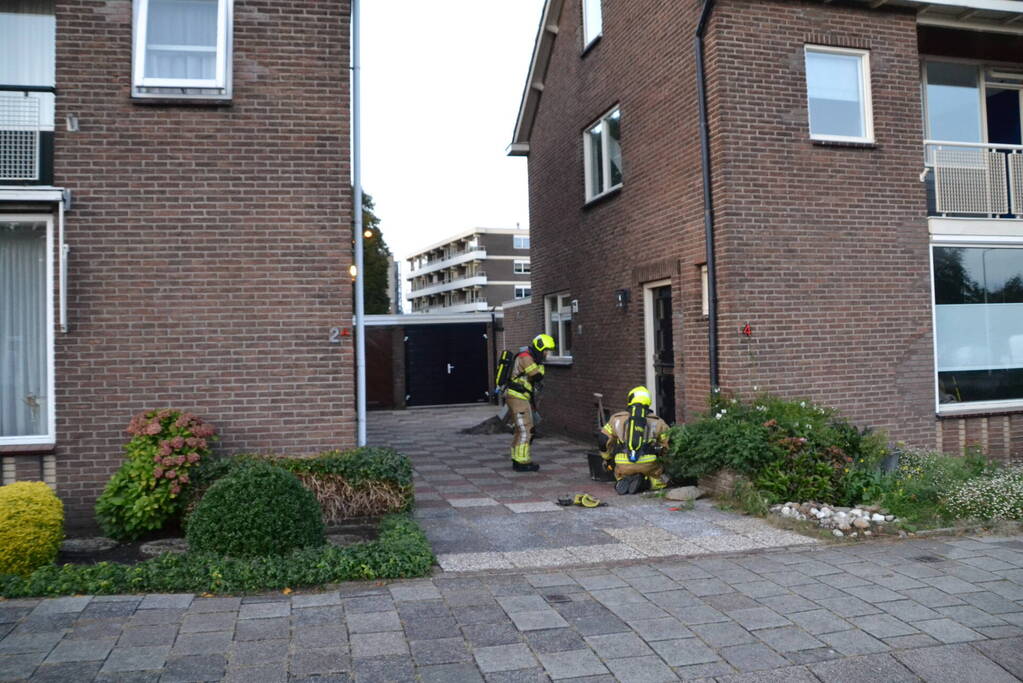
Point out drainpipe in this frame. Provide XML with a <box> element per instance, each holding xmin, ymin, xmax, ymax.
<box><xmin>352</xmin><ymin>0</ymin><xmax>366</xmax><ymax>445</ymax></box>
<box><xmin>695</xmin><ymin>0</ymin><xmax>719</xmax><ymax>390</ymax></box>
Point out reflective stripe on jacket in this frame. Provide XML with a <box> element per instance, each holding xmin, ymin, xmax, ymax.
<box><xmin>504</xmin><ymin>351</ymin><xmax>544</xmax><ymax>401</ymax></box>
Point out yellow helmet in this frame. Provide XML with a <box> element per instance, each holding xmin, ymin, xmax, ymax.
<box><xmin>627</xmin><ymin>386</ymin><xmax>652</xmax><ymax>407</ymax></box>
<box><xmin>531</xmin><ymin>333</ymin><xmax>555</xmax><ymax>353</ymax></box>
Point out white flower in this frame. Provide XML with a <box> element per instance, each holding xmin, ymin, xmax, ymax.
<box><xmin>799</xmin><ymin>401</ymin><xmax>806</xmax><ymax>408</ymax></box>
<box><xmin>715</xmin><ymin>413</ymin><xmax>723</xmax><ymax>420</ymax></box>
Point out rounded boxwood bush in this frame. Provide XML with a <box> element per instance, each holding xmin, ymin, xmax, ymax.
<box><xmin>0</xmin><ymin>482</ymin><xmax>64</xmax><ymax>577</ymax></box>
<box><xmin>186</xmin><ymin>463</ymin><xmax>325</xmax><ymax>557</ymax></box>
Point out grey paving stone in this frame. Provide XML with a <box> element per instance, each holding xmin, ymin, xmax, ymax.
<box><xmin>462</xmin><ymin>621</ymin><xmax>523</xmax><ymax>646</ymax></box>
<box><xmin>563</xmin><ymin>613</ymin><xmax>631</xmax><ymax>636</ymax></box>
<box><xmin>350</xmin><ymin>630</ymin><xmax>408</xmax><ymax>658</ymax></box>
<box><xmin>160</xmin><ymin>654</ymin><xmax>227</xmax><ymax>682</ymax></box>
<box><xmin>30</xmin><ymin>597</ymin><xmax>92</xmax><ymax>616</ymax></box>
<box><xmin>842</xmin><ymin>585</ymin><xmax>908</xmax><ymax>603</ymax></box>
<box><xmin>129</xmin><ymin>608</ymin><xmax>187</xmax><ymax>626</ymax></box>
<box><xmin>0</xmin><ymin>651</ymin><xmax>45</xmax><ymax>679</ymax></box>
<box><xmin>973</xmin><ymin>636</ymin><xmax>1023</xmax><ymax>678</ymax></box>
<box><xmin>44</xmin><ymin>636</ymin><xmax>116</xmax><ymax>663</ymax></box>
<box><xmin>726</xmin><ymin>607</ymin><xmax>791</xmax><ymax>631</ymax></box>
<box><xmin>117</xmin><ymin>623</ymin><xmax>178</xmax><ymax>648</ymax></box>
<box><xmin>509</xmin><ymin>609</ymin><xmax>569</xmax><ymax>631</ymax></box>
<box><xmin>341</xmin><ymin>595</ymin><xmax>394</xmax><ymax>614</ymax></box>
<box><xmin>171</xmin><ymin>630</ymin><xmax>233</xmax><ymax>656</ymax></box>
<box><xmin>0</xmin><ymin>630</ymin><xmax>64</xmax><ymax>654</ymax></box>
<box><xmin>523</xmin><ymin>628</ymin><xmax>587</xmax><ymax>654</ymax></box>
<box><xmin>789</xmin><ymin>582</ymin><xmax>837</xmax><ymax>600</ymax></box>
<box><xmin>895</xmin><ymin>643</ymin><xmax>1019</xmax><ymax>682</ymax></box>
<box><xmin>221</xmin><ymin>662</ymin><xmax>287</xmax><ymax>683</ymax></box>
<box><xmin>900</xmin><ymin>587</ymin><xmax>967</xmax><ymax>608</ymax></box>
<box><xmin>403</xmin><ymin>614</ymin><xmax>459</xmax><ymax>640</ymax></box>
<box><xmin>810</xmin><ymin>653</ymin><xmax>919</xmax><ymax>683</ymax></box>
<box><xmin>238</xmin><ymin>602</ymin><xmax>290</xmax><ymax>620</ymax></box>
<box><xmin>446</xmin><ymin>590</ymin><xmax>499</xmax><ymax>608</ymax></box>
<box><xmin>935</xmin><ymin>604</ymin><xmax>1009</xmax><ymax>628</ymax></box>
<box><xmin>419</xmin><ymin>661</ymin><xmax>486</xmax><ymax>683</ymax></box>
<box><xmin>346</xmin><ymin>609</ymin><xmax>400</xmax><ymax>633</ymax></box>
<box><xmin>848</xmin><ymin>614</ymin><xmax>919</xmax><ymax>639</ymax></box>
<box><xmin>179</xmin><ymin>611</ymin><xmax>236</xmax><ymax>634</ymax></box>
<box><xmin>754</xmin><ymin>594</ymin><xmax>818</xmax><ymax>614</ymax></box>
<box><xmin>718</xmin><ymin>642</ymin><xmax>790</xmax><ymax>672</ymax></box>
<box><xmin>671</xmin><ymin>660</ymin><xmax>736</xmax><ymax>679</ymax></box>
<box><xmin>187</xmin><ymin>597</ymin><xmax>242</xmax><ymax>613</ymax></box>
<box><xmin>784</xmin><ymin>647</ymin><xmax>843</xmax><ymax>665</ymax></box>
<box><xmin>584</xmin><ymin>632</ymin><xmax>654</xmax><ymax>659</ymax></box>
<box><xmin>604</xmin><ymin>600</ymin><xmax>670</xmax><ymax>623</ymax></box>
<box><xmin>665</xmin><ymin>604</ymin><xmax>729</xmax><ymax>626</ymax></box>
<box><xmin>683</xmin><ymin>579</ymin><xmax>733</xmax><ymax>597</ymax></box>
<box><xmin>626</xmin><ymin>617</ymin><xmax>690</xmax><ymax>642</ymax></box>
<box><xmin>100</xmin><ymin>645</ymin><xmax>171</xmax><ymax>672</ymax></box>
<box><xmin>626</xmin><ymin>575</ymin><xmax>682</xmax><ymax>594</ymax></box>
<box><xmin>138</xmin><ymin>594</ymin><xmax>192</xmax><ymax>610</ymax></box>
<box><xmin>409</xmin><ymin>636</ymin><xmax>472</xmax><ymax>665</ymax></box>
<box><xmin>537</xmin><ymin>648</ymin><xmax>608</xmax><ymax>679</ymax></box>
<box><xmin>814</xmin><ymin>596</ymin><xmax>884</xmax><ymax>618</ymax></box>
<box><xmin>787</xmin><ymin>608</ymin><xmax>851</xmax><ymax>635</ymax></box>
<box><xmin>924</xmin><ymin>576</ymin><xmax>986</xmax><ymax>595</ymax></box>
<box><xmin>474</xmin><ymin>643</ymin><xmax>539</xmax><ymax>673</ymax></box>
<box><xmin>292</xmin><ymin>605</ymin><xmax>345</xmax><ymax>627</ymax></box>
<box><xmin>526</xmin><ymin>573</ymin><xmax>577</xmax><ymax>589</ymax></box>
<box><xmin>453</xmin><ymin>605</ymin><xmax>508</xmax><ymax>625</ymax></box>
<box><xmin>910</xmin><ymin>618</ymin><xmax>984</xmax><ymax>643</ymax></box>
<box><xmin>12</xmin><ymin>613</ymin><xmax>76</xmax><ymax>635</ymax></box>
<box><xmin>716</xmin><ymin>664</ymin><xmax>819</xmax><ymax>682</ymax></box>
<box><xmin>754</xmin><ymin>626</ymin><xmax>824</xmax><ymax>652</ymax></box>
<box><xmin>293</xmin><ymin>625</ymin><xmax>347</xmax><ymax>650</ymax></box>
<box><xmin>229</xmin><ymin>638</ymin><xmax>289</xmax><ymax>665</ymax></box>
<box><xmin>690</xmin><ymin>621</ymin><xmax>757</xmax><ymax>647</ymax></box>
<box><xmin>703</xmin><ymin>593</ymin><xmax>762</xmax><ymax>612</ymax></box>
<box><xmin>483</xmin><ymin>667</ymin><xmax>552</xmax><ymax>683</ymax></box>
<box><xmin>961</xmin><ymin>591</ymin><xmax>1023</xmax><ymax>614</ymax></box>
<box><xmin>604</xmin><ymin>655</ymin><xmax>679</xmax><ymax>682</ymax></box>
<box><xmin>878</xmin><ymin>599</ymin><xmax>942</xmax><ymax>622</ymax></box>
<box><xmin>233</xmin><ymin>617</ymin><xmax>289</xmax><ymax>641</ymax></box>
<box><xmin>30</xmin><ymin>660</ymin><xmax>103</xmax><ymax>683</ymax></box>
<box><xmin>79</xmin><ymin>600</ymin><xmax>139</xmax><ymax>619</ymax></box>
<box><xmin>650</xmin><ymin>637</ymin><xmax>719</xmax><ymax>666</ymax></box>
<box><xmin>289</xmin><ymin>647</ymin><xmax>349</xmax><ymax>676</ymax></box>
<box><xmin>819</xmin><ymin>629</ymin><xmax>890</xmax><ymax>656</ymax></box>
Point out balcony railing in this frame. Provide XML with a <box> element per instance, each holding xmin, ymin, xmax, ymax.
<box><xmin>408</xmin><ymin>247</ymin><xmax>487</xmax><ymax>276</ymax></box>
<box><xmin>926</xmin><ymin>140</ymin><xmax>1023</xmax><ymax>219</ymax></box>
<box><xmin>0</xmin><ymin>94</ymin><xmax>40</xmax><ymax>181</ymax></box>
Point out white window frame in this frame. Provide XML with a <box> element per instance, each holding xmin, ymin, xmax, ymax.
<box><xmin>515</xmin><ymin>286</ymin><xmax>531</xmax><ymax>299</ymax></box>
<box><xmin>930</xmin><ymin>235</ymin><xmax>1023</xmax><ymax>415</ymax></box>
<box><xmin>583</xmin><ymin>106</ymin><xmax>622</xmax><ymax>202</ymax></box>
<box><xmin>582</xmin><ymin>0</ymin><xmax>602</xmax><ymax>49</ymax></box>
<box><xmin>544</xmin><ymin>292</ymin><xmax>573</xmax><ymax>360</ymax></box>
<box><xmin>513</xmin><ymin>235</ymin><xmax>530</xmax><ymax>250</ymax></box>
<box><xmin>513</xmin><ymin>260</ymin><xmax>531</xmax><ymax>274</ymax></box>
<box><xmin>804</xmin><ymin>45</ymin><xmax>874</xmax><ymax>144</ymax></box>
<box><xmin>0</xmin><ymin>214</ymin><xmax>56</xmax><ymax>447</ymax></box>
<box><xmin>132</xmin><ymin>0</ymin><xmax>233</xmax><ymax>99</ymax></box>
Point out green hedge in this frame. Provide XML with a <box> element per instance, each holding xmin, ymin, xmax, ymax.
<box><xmin>0</xmin><ymin>515</ymin><xmax>433</xmax><ymax>598</ymax></box>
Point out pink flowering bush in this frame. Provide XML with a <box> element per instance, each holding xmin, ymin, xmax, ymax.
<box><xmin>95</xmin><ymin>410</ymin><xmax>216</xmax><ymax>541</ymax></box>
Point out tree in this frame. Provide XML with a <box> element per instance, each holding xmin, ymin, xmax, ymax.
<box><xmin>357</xmin><ymin>192</ymin><xmax>394</xmax><ymax>315</ymax></box>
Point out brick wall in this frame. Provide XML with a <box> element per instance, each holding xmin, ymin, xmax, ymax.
<box><xmin>520</xmin><ymin>0</ymin><xmax>990</xmax><ymax>454</ymax></box>
<box><xmin>3</xmin><ymin>0</ymin><xmax>354</xmax><ymax>528</ymax></box>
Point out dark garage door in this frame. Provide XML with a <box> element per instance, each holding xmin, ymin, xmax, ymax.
<box><xmin>404</xmin><ymin>323</ymin><xmax>489</xmax><ymax>407</ymax></box>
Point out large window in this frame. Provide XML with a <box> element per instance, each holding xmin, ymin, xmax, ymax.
<box><xmin>582</xmin><ymin>0</ymin><xmax>602</xmax><ymax>48</ymax></box>
<box><xmin>804</xmin><ymin>46</ymin><xmax>873</xmax><ymax>143</ymax></box>
<box><xmin>514</xmin><ymin>235</ymin><xmax>530</xmax><ymax>249</ymax></box>
<box><xmin>133</xmin><ymin>0</ymin><xmax>232</xmax><ymax>98</ymax></box>
<box><xmin>933</xmin><ymin>244</ymin><xmax>1023</xmax><ymax>410</ymax></box>
<box><xmin>545</xmin><ymin>293</ymin><xmax>573</xmax><ymax>359</ymax></box>
<box><xmin>1</xmin><ymin>217</ymin><xmax>54</xmax><ymax>445</ymax></box>
<box><xmin>584</xmin><ymin>107</ymin><xmax>622</xmax><ymax>201</ymax></box>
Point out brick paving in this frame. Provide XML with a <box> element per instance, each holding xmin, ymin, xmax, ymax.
<box><xmin>369</xmin><ymin>405</ymin><xmax>817</xmax><ymax>571</ymax></box>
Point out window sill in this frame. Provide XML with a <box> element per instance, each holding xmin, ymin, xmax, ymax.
<box><xmin>581</xmin><ymin>34</ymin><xmax>601</xmax><ymax>57</ymax></box>
<box><xmin>546</xmin><ymin>356</ymin><xmax>574</xmax><ymax>367</ymax></box>
<box><xmin>0</xmin><ymin>442</ymin><xmax>56</xmax><ymax>454</ymax></box>
<box><xmin>131</xmin><ymin>96</ymin><xmax>233</xmax><ymax>107</ymax></box>
<box><xmin>583</xmin><ymin>185</ymin><xmax>622</xmax><ymax>210</ymax></box>
<box><xmin>936</xmin><ymin>404</ymin><xmax>1023</xmax><ymax>419</ymax></box>
<box><xmin>810</xmin><ymin>138</ymin><xmax>876</xmax><ymax>149</ymax></box>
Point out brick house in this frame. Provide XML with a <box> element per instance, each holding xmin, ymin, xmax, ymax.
<box><xmin>1</xmin><ymin>0</ymin><xmax>354</xmax><ymax>527</ymax></box>
<box><xmin>509</xmin><ymin>0</ymin><xmax>1023</xmax><ymax>462</ymax></box>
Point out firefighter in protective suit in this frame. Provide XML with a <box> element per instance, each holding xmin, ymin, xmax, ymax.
<box><xmin>504</xmin><ymin>334</ymin><xmax>555</xmax><ymax>472</ymax></box>
<box><xmin>599</xmin><ymin>386</ymin><xmax>670</xmax><ymax>495</ymax></box>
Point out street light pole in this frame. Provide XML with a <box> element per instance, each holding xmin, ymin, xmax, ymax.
<box><xmin>352</xmin><ymin>0</ymin><xmax>366</xmax><ymax>446</ymax></box>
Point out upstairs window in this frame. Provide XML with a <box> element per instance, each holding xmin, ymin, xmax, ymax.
<box><xmin>515</xmin><ymin>286</ymin><xmax>531</xmax><ymax>299</ymax></box>
<box><xmin>804</xmin><ymin>46</ymin><xmax>873</xmax><ymax>143</ymax></box>
<box><xmin>514</xmin><ymin>235</ymin><xmax>530</xmax><ymax>249</ymax></box>
<box><xmin>584</xmin><ymin>107</ymin><xmax>622</xmax><ymax>201</ymax></box>
<box><xmin>133</xmin><ymin>0</ymin><xmax>232</xmax><ymax>100</ymax></box>
<box><xmin>514</xmin><ymin>260</ymin><xmax>531</xmax><ymax>274</ymax></box>
<box><xmin>582</xmin><ymin>0</ymin><xmax>602</xmax><ymax>48</ymax></box>
<box><xmin>545</xmin><ymin>293</ymin><xmax>573</xmax><ymax>359</ymax></box>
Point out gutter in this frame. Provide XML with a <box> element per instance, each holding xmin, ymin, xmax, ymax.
<box><xmin>695</xmin><ymin>0</ymin><xmax>719</xmax><ymax>390</ymax></box>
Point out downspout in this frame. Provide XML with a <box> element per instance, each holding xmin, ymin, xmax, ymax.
<box><xmin>695</xmin><ymin>0</ymin><xmax>719</xmax><ymax>390</ymax></box>
<box><xmin>352</xmin><ymin>0</ymin><xmax>367</xmax><ymax>445</ymax></box>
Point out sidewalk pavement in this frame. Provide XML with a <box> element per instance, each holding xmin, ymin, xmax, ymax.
<box><xmin>1</xmin><ymin>534</ymin><xmax>1022</xmax><ymax>681</ymax></box>
<box><xmin>369</xmin><ymin>405</ymin><xmax>817</xmax><ymax>572</ymax></box>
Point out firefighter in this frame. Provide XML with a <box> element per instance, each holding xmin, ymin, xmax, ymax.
<box><xmin>598</xmin><ymin>386</ymin><xmax>670</xmax><ymax>494</ymax></box>
<box><xmin>504</xmin><ymin>333</ymin><xmax>555</xmax><ymax>472</ymax></box>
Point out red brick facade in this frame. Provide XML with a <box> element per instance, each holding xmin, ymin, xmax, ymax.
<box><xmin>1</xmin><ymin>0</ymin><xmax>354</xmax><ymax>527</ymax></box>
<box><xmin>516</xmin><ymin>0</ymin><xmax>1023</xmax><ymax>461</ymax></box>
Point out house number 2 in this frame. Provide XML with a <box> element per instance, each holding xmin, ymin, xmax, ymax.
<box><xmin>328</xmin><ymin>327</ymin><xmax>341</xmax><ymax>343</ymax></box>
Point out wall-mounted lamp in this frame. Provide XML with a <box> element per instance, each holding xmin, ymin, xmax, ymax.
<box><xmin>349</xmin><ymin>264</ymin><xmax>358</xmax><ymax>279</ymax></box>
<box><xmin>615</xmin><ymin>288</ymin><xmax>630</xmax><ymax>309</ymax></box>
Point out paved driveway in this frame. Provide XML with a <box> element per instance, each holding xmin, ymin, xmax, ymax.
<box><xmin>368</xmin><ymin>405</ymin><xmax>816</xmax><ymax>571</ymax></box>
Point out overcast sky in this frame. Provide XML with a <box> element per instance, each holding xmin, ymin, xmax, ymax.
<box><xmin>361</xmin><ymin>0</ymin><xmax>545</xmax><ymax>263</ymax></box>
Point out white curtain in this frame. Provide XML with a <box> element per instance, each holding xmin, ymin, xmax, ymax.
<box><xmin>0</xmin><ymin>0</ymin><xmax>56</xmax><ymax>129</ymax></box>
<box><xmin>936</xmin><ymin>303</ymin><xmax>1023</xmax><ymax>372</ymax></box>
<box><xmin>0</xmin><ymin>222</ymin><xmax>48</xmax><ymax>438</ymax></box>
<box><xmin>145</xmin><ymin>0</ymin><xmax>218</xmax><ymax>80</ymax></box>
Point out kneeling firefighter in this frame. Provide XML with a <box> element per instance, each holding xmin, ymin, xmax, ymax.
<box><xmin>504</xmin><ymin>333</ymin><xmax>555</xmax><ymax>472</ymax></box>
<box><xmin>598</xmin><ymin>386</ymin><xmax>670</xmax><ymax>494</ymax></box>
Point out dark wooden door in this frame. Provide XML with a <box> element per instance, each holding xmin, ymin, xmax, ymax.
<box><xmin>652</xmin><ymin>285</ymin><xmax>676</xmax><ymax>424</ymax></box>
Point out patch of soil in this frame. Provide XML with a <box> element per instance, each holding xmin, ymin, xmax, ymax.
<box><xmin>325</xmin><ymin>517</ymin><xmax>381</xmax><ymax>546</ymax></box>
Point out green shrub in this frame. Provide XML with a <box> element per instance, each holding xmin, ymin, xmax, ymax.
<box><xmin>0</xmin><ymin>514</ymin><xmax>433</xmax><ymax>597</ymax></box>
<box><xmin>881</xmin><ymin>446</ymin><xmax>996</xmax><ymax>525</ymax></box>
<box><xmin>187</xmin><ymin>463</ymin><xmax>325</xmax><ymax>557</ymax></box>
<box><xmin>0</xmin><ymin>482</ymin><xmax>64</xmax><ymax>577</ymax></box>
<box><xmin>95</xmin><ymin>410</ymin><xmax>216</xmax><ymax>541</ymax></box>
<box><xmin>943</xmin><ymin>467</ymin><xmax>1023</xmax><ymax>521</ymax></box>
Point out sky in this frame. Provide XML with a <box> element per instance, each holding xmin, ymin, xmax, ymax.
<box><xmin>361</xmin><ymin>0</ymin><xmax>545</xmax><ymax>265</ymax></box>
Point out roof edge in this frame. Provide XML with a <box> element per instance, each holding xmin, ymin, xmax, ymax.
<box><xmin>509</xmin><ymin>0</ymin><xmax>563</xmax><ymax>157</ymax></box>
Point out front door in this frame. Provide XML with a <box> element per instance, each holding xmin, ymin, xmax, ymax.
<box><xmin>404</xmin><ymin>323</ymin><xmax>489</xmax><ymax>407</ymax></box>
<box><xmin>645</xmin><ymin>282</ymin><xmax>676</xmax><ymax>423</ymax></box>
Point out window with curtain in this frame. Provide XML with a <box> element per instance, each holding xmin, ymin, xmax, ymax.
<box><xmin>133</xmin><ymin>0</ymin><xmax>231</xmax><ymax>96</ymax></box>
<box><xmin>0</xmin><ymin>0</ymin><xmax>55</xmax><ymax>129</ymax></box>
<box><xmin>0</xmin><ymin>221</ymin><xmax>51</xmax><ymax>441</ymax></box>
<box><xmin>933</xmin><ymin>245</ymin><xmax>1023</xmax><ymax>408</ymax></box>
<box><xmin>805</xmin><ymin>46</ymin><xmax>873</xmax><ymax>143</ymax></box>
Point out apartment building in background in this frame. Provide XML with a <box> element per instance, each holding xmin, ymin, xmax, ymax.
<box><xmin>509</xmin><ymin>0</ymin><xmax>1023</xmax><ymax>463</ymax></box>
<box><xmin>406</xmin><ymin>227</ymin><xmax>532</xmax><ymax>313</ymax></box>
<box><xmin>0</xmin><ymin>0</ymin><xmax>355</xmax><ymax>526</ymax></box>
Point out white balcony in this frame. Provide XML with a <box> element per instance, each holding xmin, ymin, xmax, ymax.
<box><xmin>409</xmin><ymin>273</ymin><xmax>487</xmax><ymax>298</ymax></box>
<box><xmin>926</xmin><ymin>141</ymin><xmax>1023</xmax><ymax>219</ymax></box>
<box><xmin>411</xmin><ymin>301</ymin><xmax>490</xmax><ymax>314</ymax></box>
<box><xmin>0</xmin><ymin>96</ymin><xmax>40</xmax><ymax>181</ymax></box>
<box><xmin>408</xmin><ymin>247</ymin><xmax>487</xmax><ymax>276</ymax></box>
